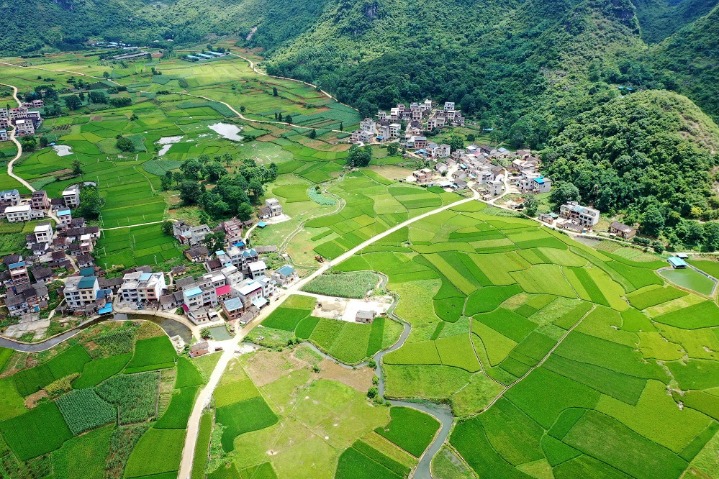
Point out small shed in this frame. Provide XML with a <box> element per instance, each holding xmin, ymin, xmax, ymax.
<box><xmin>355</xmin><ymin>310</ymin><xmax>375</xmax><ymax>324</ymax></box>
<box><xmin>190</xmin><ymin>341</ymin><xmax>210</xmax><ymax>358</ymax></box>
<box><xmin>668</xmin><ymin>257</ymin><xmax>688</xmax><ymax>269</ymax></box>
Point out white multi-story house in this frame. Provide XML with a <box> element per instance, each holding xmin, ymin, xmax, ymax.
<box><xmin>62</xmin><ymin>185</ymin><xmax>81</xmax><ymax>208</ymax></box>
<box><xmin>64</xmin><ymin>275</ymin><xmax>100</xmax><ymax>310</ymax></box>
<box><xmin>118</xmin><ymin>271</ymin><xmax>167</xmax><ymax>303</ymax></box>
<box><xmin>248</xmin><ymin>260</ymin><xmax>267</xmax><ymax>279</ymax></box>
<box><xmin>34</xmin><ymin>223</ymin><xmax>53</xmax><ymax>243</ymax></box>
<box><xmin>560</xmin><ymin>202</ymin><xmax>600</xmax><ymax>227</ymax></box>
<box><xmin>264</xmin><ymin>198</ymin><xmax>283</xmax><ymax>217</ymax></box>
<box><xmin>14</xmin><ymin>119</ymin><xmax>35</xmax><ymax>136</ymax></box>
<box><xmin>5</xmin><ymin>205</ymin><xmax>32</xmax><ymax>222</ymax></box>
<box><xmin>0</xmin><ymin>189</ymin><xmax>20</xmax><ymax>207</ymax></box>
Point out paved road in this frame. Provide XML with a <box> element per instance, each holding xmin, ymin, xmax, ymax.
<box><xmin>0</xmin><ymin>81</ymin><xmax>61</xmax><ymax>224</ymax></box>
<box><xmin>176</xmin><ymin>189</ymin><xmax>479</xmax><ymax>479</ymax></box>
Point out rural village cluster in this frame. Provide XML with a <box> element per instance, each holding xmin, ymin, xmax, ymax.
<box><xmin>0</xmin><ymin>98</ymin><xmax>660</xmax><ymax>349</ymax></box>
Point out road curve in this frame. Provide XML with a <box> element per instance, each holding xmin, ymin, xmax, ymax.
<box><xmin>0</xmin><ymin>83</ymin><xmax>35</xmax><ymax>193</ymax></box>
<box><xmin>177</xmin><ymin>189</ymin><xmax>479</xmax><ymax>479</ymax></box>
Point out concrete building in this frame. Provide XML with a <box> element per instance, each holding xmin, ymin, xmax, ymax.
<box><xmin>264</xmin><ymin>198</ymin><xmax>283</xmax><ymax>217</ymax></box>
<box><xmin>31</xmin><ymin>191</ymin><xmax>50</xmax><ymax>211</ymax></box>
<box><xmin>64</xmin><ymin>275</ymin><xmax>100</xmax><ymax>310</ymax></box>
<box><xmin>62</xmin><ymin>185</ymin><xmax>81</xmax><ymax>208</ymax></box>
<box><xmin>560</xmin><ymin>202</ymin><xmax>600</xmax><ymax>227</ymax></box>
<box><xmin>14</xmin><ymin>119</ymin><xmax>34</xmax><ymax>136</ymax></box>
<box><xmin>5</xmin><ymin>204</ymin><xmax>31</xmax><ymax>222</ymax></box>
<box><xmin>34</xmin><ymin>223</ymin><xmax>53</xmax><ymax>243</ymax></box>
<box><xmin>0</xmin><ymin>189</ymin><xmax>20</xmax><ymax>207</ymax></box>
<box><xmin>248</xmin><ymin>260</ymin><xmax>267</xmax><ymax>279</ymax></box>
<box><xmin>118</xmin><ymin>271</ymin><xmax>167</xmax><ymax>303</ymax></box>
<box><xmin>57</xmin><ymin>209</ymin><xmax>72</xmax><ymax>227</ymax></box>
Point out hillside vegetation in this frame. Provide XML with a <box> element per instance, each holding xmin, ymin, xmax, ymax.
<box><xmin>543</xmin><ymin>90</ymin><xmax>719</xmax><ymax>218</ymax></box>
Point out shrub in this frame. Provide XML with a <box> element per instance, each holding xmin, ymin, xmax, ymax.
<box><xmin>96</xmin><ymin>372</ymin><xmax>159</xmax><ymax>424</ymax></box>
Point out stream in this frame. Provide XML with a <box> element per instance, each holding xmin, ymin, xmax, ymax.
<box><xmin>296</xmin><ymin>313</ymin><xmax>454</xmax><ymax>479</ymax></box>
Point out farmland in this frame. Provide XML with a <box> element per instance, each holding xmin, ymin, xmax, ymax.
<box><xmin>0</xmin><ymin>321</ymin><xmax>210</xmax><ymax>478</ymax></box>
<box><xmin>317</xmin><ymin>199</ymin><xmax>719</xmax><ymax>479</ymax></box>
<box><xmin>0</xmin><ymin>48</ymin><xmax>361</xmax><ymax>271</ymax></box>
<box><xmin>201</xmin><ymin>346</ymin><xmax>425</xmax><ymax>479</ymax></box>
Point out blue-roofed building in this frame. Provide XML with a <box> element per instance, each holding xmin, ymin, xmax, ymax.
<box><xmin>64</xmin><ymin>275</ymin><xmax>100</xmax><ymax>311</ymax></box>
<box><xmin>668</xmin><ymin>257</ymin><xmax>688</xmax><ymax>269</ymax></box>
<box><xmin>273</xmin><ymin>264</ymin><xmax>297</xmax><ymax>285</ymax></box>
<box><xmin>79</xmin><ymin>267</ymin><xmax>95</xmax><ymax>277</ymax></box>
<box><xmin>98</xmin><ymin>303</ymin><xmax>113</xmax><ymax>315</ymax></box>
<box><xmin>57</xmin><ymin>209</ymin><xmax>72</xmax><ymax>227</ymax></box>
<box><xmin>8</xmin><ymin>260</ymin><xmax>29</xmax><ymax>285</ymax></box>
<box><xmin>222</xmin><ymin>297</ymin><xmax>245</xmax><ymax>320</ymax></box>
<box><xmin>257</xmin><ymin>221</ymin><xmax>267</xmax><ymax>228</ymax></box>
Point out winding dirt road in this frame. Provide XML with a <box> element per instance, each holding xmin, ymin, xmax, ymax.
<box><xmin>177</xmin><ymin>189</ymin><xmax>479</xmax><ymax>479</ymax></box>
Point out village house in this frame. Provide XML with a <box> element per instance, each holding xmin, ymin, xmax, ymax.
<box><xmin>118</xmin><ymin>271</ymin><xmax>167</xmax><ymax>304</ymax></box>
<box><xmin>248</xmin><ymin>260</ymin><xmax>267</xmax><ymax>279</ymax></box>
<box><xmin>57</xmin><ymin>209</ymin><xmax>72</xmax><ymax>227</ymax></box>
<box><xmin>31</xmin><ymin>191</ymin><xmax>50</xmax><ymax>211</ymax></box>
<box><xmin>0</xmin><ymin>189</ymin><xmax>20</xmax><ymax>207</ymax></box>
<box><xmin>0</xmin><ymin>130</ymin><xmax>7</xmax><ymax>142</ymax></box>
<box><xmin>264</xmin><ymin>198</ymin><xmax>283</xmax><ymax>217</ymax></box>
<box><xmin>412</xmin><ymin>168</ymin><xmax>433</xmax><ymax>185</ymax></box>
<box><xmin>560</xmin><ymin>202</ymin><xmax>600</xmax><ymax>227</ymax></box>
<box><xmin>609</xmin><ymin>221</ymin><xmax>637</xmax><ymax>240</ymax></box>
<box><xmin>8</xmin><ymin>260</ymin><xmax>30</xmax><ymax>285</ymax></box>
<box><xmin>272</xmin><ymin>264</ymin><xmax>297</xmax><ymax>285</ymax></box>
<box><xmin>356</xmin><ymin>310</ymin><xmax>375</xmax><ymax>323</ymax></box>
<box><xmin>62</xmin><ymin>185</ymin><xmax>81</xmax><ymax>208</ymax></box>
<box><xmin>14</xmin><ymin>119</ymin><xmax>34</xmax><ymax>136</ymax></box>
<box><xmin>173</xmin><ymin>221</ymin><xmax>211</xmax><ymax>246</ymax></box>
<box><xmin>221</xmin><ymin>296</ymin><xmax>245</xmax><ymax>320</ymax></box>
<box><xmin>184</xmin><ymin>245</ymin><xmax>209</xmax><ymax>263</ymax></box>
<box><xmin>518</xmin><ymin>175</ymin><xmax>552</xmax><ymax>194</ymax></box>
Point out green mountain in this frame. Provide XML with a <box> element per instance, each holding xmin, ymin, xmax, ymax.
<box><xmin>543</xmin><ymin>90</ymin><xmax>719</xmax><ymax>220</ymax></box>
<box><xmin>631</xmin><ymin>0</ymin><xmax>719</xmax><ymax>43</ymax></box>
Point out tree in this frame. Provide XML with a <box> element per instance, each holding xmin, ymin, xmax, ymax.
<box><xmin>88</xmin><ymin>91</ymin><xmax>108</xmax><ymax>104</ymax></box>
<box><xmin>272</xmin><ymin>87</ymin><xmax>278</xmax><ymax>97</ymax></box>
<box><xmin>103</xmin><ymin>71</ymin><xmax>110</xmax><ymax>79</ymax></box>
<box><xmin>19</xmin><ymin>136</ymin><xmax>37</xmax><ymax>151</ymax></box>
<box><xmin>237</xmin><ymin>203</ymin><xmax>254</xmax><ymax>221</ymax></box>
<box><xmin>39</xmin><ymin>136</ymin><xmax>49</xmax><ymax>148</ymax></box>
<box><xmin>309</xmin><ymin>129</ymin><xmax>317</xmax><ymax>139</ymax></box>
<box><xmin>160</xmin><ymin>174</ymin><xmax>173</xmax><ymax>191</ymax></box>
<box><xmin>346</xmin><ymin>145</ymin><xmax>372</xmax><ymax>168</ymax></box>
<box><xmin>204</xmin><ymin>231</ymin><xmax>226</xmax><ymax>254</ymax></box>
<box><xmin>339</xmin><ymin>122</ymin><xmax>344</xmax><ymax>132</ymax></box>
<box><xmin>180</xmin><ymin>159</ymin><xmax>203</xmax><ymax>180</ymax></box>
<box><xmin>550</xmin><ymin>182</ymin><xmax>580</xmax><ymax>209</ymax></box>
<box><xmin>285</xmin><ymin>115</ymin><xmax>292</xmax><ymax>124</ymax></box>
<box><xmin>72</xmin><ymin>159</ymin><xmax>83</xmax><ymax>175</ymax></box>
<box><xmin>449</xmin><ymin>135</ymin><xmax>464</xmax><ymax>152</ymax></box>
<box><xmin>116</xmin><ymin>136</ymin><xmax>134</xmax><ymax>152</ymax></box>
<box><xmin>247</xmin><ymin>179</ymin><xmax>264</xmax><ymax>204</ymax></box>
<box><xmin>240</xmin><ymin>106</ymin><xmax>246</xmax><ymax>113</ymax></box>
<box><xmin>278</xmin><ymin>113</ymin><xmax>283</xmax><ymax>122</ymax></box>
<box><xmin>172</xmin><ymin>171</ymin><xmax>184</xmax><ymax>186</ymax></box>
<box><xmin>523</xmin><ymin>195</ymin><xmax>538</xmax><ymax>217</ymax></box>
<box><xmin>78</xmin><ymin>91</ymin><xmax>85</xmax><ymax>101</ymax></box>
<box><xmin>77</xmin><ymin>186</ymin><xmax>105</xmax><ymax>220</ymax></box>
<box><xmin>179</xmin><ymin>180</ymin><xmax>204</xmax><ymax>205</ymax></box>
<box><xmin>704</xmin><ymin>223</ymin><xmax>719</xmax><ymax>252</ymax></box>
<box><xmin>203</xmin><ymin>161</ymin><xmax>226</xmax><ymax>182</ymax></box>
<box><xmin>161</xmin><ymin>220</ymin><xmax>174</xmax><ymax>236</ymax></box>
<box><xmin>64</xmin><ymin>95</ymin><xmax>82</xmax><ymax>111</ymax></box>
<box><xmin>640</xmin><ymin>205</ymin><xmax>665</xmax><ymax>237</ymax></box>
<box><xmin>387</xmin><ymin>143</ymin><xmax>399</xmax><ymax>156</ymax></box>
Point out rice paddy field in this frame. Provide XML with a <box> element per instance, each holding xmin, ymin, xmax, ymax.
<box><xmin>200</xmin><ymin>345</ymin><xmax>438</xmax><ymax>479</ymax></box>
<box><xmin>0</xmin><ymin>49</ymin><xmax>360</xmax><ymax>270</ymax></box>
<box><xmin>312</xmin><ymin>200</ymin><xmax>719</xmax><ymax>479</ymax></box>
<box><xmin>0</xmin><ymin>321</ymin><xmax>211</xmax><ymax>479</ymax></box>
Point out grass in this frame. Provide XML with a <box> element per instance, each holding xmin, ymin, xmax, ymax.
<box><xmin>123</xmin><ymin>428</ymin><xmax>186</xmax><ymax>478</ymax></box>
<box><xmin>192</xmin><ymin>412</ymin><xmax>213</xmax><ymax>479</ymax></box>
<box><xmin>0</xmin><ymin>402</ymin><xmax>73</xmax><ymax>460</ymax></box>
<box><xmin>374</xmin><ymin>407</ymin><xmax>440</xmax><ymax>457</ymax></box>
<box><xmin>124</xmin><ymin>336</ymin><xmax>177</xmax><ymax>373</ymax></box>
<box><xmin>303</xmin><ymin>271</ymin><xmax>380</xmax><ymax>298</ymax></box>
<box><xmin>627</xmin><ymin>285</ymin><xmax>688</xmax><ymax>309</ymax></box>
<box><xmin>335</xmin><ymin>440</ymin><xmax>410</xmax><ymax>479</ymax></box>
<box><xmin>51</xmin><ymin>424</ymin><xmax>114</xmax><ymax>479</ymax></box>
<box><xmin>155</xmin><ymin>385</ymin><xmax>199</xmax><ymax>429</ymax></box>
<box><xmin>0</xmin><ymin>378</ymin><xmax>27</xmax><ymax>421</ymax></box>
<box><xmin>56</xmin><ymin>388</ymin><xmax>116</xmax><ymax>435</ymax></box>
<box><xmin>14</xmin><ymin>344</ymin><xmax>92</xmax><ymax>396</ymax></box>
<box><xmin>73</xmin><ymin>353</ymin><xmax>132</xmax><ymax>389</ymax></box>
<box><xmin>216</xmin><ymin>396</ymin><xmax>278</xmax><ymax>452</ymax></box>
<box><xmin>653</xmin><ymin>300</ymin><xmax>719</xmax><ymax>328</ymax></box>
